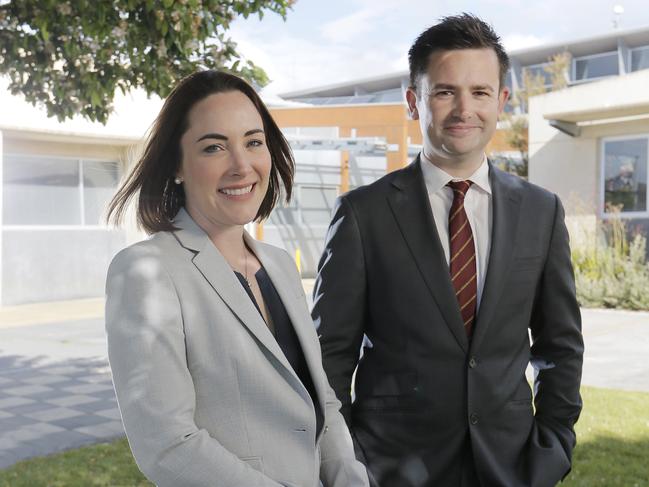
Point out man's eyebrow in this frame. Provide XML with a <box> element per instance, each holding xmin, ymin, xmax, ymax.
<box><xmin>430</xmin><ymin>83</ymin><xmax>496</xmax><ymax>92</ymax></box>
<box><xmin>471</xmin><ymin>84</ymin><xmax>495</xmax><ymax>92</ymax></box>
<box><xmin>431</xmin><ymin>83</ymin><xmax>456</xmax><ymax>90</ymax></box>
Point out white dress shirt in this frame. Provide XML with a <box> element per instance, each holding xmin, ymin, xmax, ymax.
<box><xmin>420</xmin><ymin>153</ymin><xmax>493</xmax><ymax>310</ymax></box>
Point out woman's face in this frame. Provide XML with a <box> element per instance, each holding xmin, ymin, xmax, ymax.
<box><xmin>177</xmin><ymin>90</ymin><xmax>272</xmax><ymax>232</ymax></box>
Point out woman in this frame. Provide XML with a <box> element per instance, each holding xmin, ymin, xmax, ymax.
<box><xmin>105</xmin><ymin>70</ymin><xmax>368</xmax><ymax>487</ymax></box>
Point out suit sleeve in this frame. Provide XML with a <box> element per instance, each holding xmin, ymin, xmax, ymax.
<box><xmin>527</xmin><ymin>195</ymin><xmax>584</xmax><ymax>486</ymax></box>
<box><xmin>105</xmin><ymin>247</ymin><xmax>294</xmax><ymax>487</ymax></box>
<box><xmin>276</xmin><ymin>248</ymin><xmax>369</xmax><ymax>487</ymax></box>
<box><xmin>311</xmin><ymin>195</ymin><xmax>368</xmax><ymax>426</ymax></box>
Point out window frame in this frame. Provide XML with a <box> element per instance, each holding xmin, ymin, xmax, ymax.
<box><xmin>2</xmin><ymin>153</ymin><xmax>121</xmax><ymax>230</ymax></box>
<box><xmin>521</xmin><ymin>62</ymin><xmax>554</xmax><ymax>89</ymax></box>
<box><xmin>572</xmin><ymin>50</ymin><xmax>620</xmax><ymax>83</ymax></box>
<box><xmin>628</xmin><ymin>44</ymin><xmax>649</xmax><ymax>72</ymax></box>
<box><xmin>265</xmin><ymin>183</ymin><xmax>340</xmax><ymax>228</ymax></box>
<box><xmin>600</xmin><ymin>134</ymin><xmax>649</xmax><ymax>219</ymax></box>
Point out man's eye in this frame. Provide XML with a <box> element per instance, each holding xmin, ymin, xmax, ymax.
<box><xmin>435</xmin><ymin>90</ymin><xmax>453</xmax><ymax>97</ymax></box>
<box><xmin>474</xmin><ymin>91</ymin><xmax>490</xmax><ymax>97</ymax></box>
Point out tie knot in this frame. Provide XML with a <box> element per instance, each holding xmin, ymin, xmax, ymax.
<box><xmin>447</xmin><ymin>180</ymin><xmax>472</xmax><ymax>198</ymax></box>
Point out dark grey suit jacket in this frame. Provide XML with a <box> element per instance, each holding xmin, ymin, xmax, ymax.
<box><xmin>312</xmin><ymin>158</ymin><xmax>584</xmax><ymax>487</ymax></box>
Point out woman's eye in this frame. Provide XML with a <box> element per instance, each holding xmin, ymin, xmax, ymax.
<box><xmin>204</xmin><ymin>144</ymin><xmax>223</xmax><ymax>153</ymax></box>
<box><xmin>248</xmin><ymin>139</ymin><xmax>264</xmax><ymax>148</ymax></box>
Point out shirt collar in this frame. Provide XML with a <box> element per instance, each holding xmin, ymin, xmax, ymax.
<box><xmin>420</xmin><ymin>152</ymin><xmax>492</xmax><ymax>195</ymax></box>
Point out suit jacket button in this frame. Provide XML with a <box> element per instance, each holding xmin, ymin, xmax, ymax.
<box><xmin>324</xmin><ymin>425</ymin><xmax>329</xmax><ymax>434</ymax></box>
<box><xmin>470</xmin><ymin>413</ymin><xmax>479</xmax><ymax>425</ymax></box>
<box><xmin>469</xmin><ymin>357</ymin><xmax>477</xmax><ymax>368</ymax></box>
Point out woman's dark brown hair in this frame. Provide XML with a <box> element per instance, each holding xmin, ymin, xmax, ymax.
<box><xmin>106</xmin><ymin>70</ymin><xmax>294</xmax><ymax>234</ymax></box>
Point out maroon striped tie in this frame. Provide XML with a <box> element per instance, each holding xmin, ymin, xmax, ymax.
<box><xmin>447</xmin><ymin>181</ymin><xmax>477</xmax><ymax>337</ymax></box>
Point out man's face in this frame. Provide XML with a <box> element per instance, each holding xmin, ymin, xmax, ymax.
<box><xmin>406</xmin><ymin>48</ymin><xmax>509</xmax><ymax>167</ymax></box>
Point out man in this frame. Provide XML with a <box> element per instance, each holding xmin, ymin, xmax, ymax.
<box><xmin>312</xmin><ymin>13</ymin><xmax>583</xmax><ymax>487</ymax></box>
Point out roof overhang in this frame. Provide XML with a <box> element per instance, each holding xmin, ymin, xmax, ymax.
<box><xmin>533</xmin><ymin>69</ymin><xmax>649</xmax><ymax>137</ymax></box>
<box><xmin>544</xmin><ymin>101</ymin><xmax>649</xmax><ymax>124</ymax></box>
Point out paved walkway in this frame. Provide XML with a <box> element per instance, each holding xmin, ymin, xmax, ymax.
<box><xmin>0</xmin><ymin>293</ymin><xmax>648</xmax><ymax>470</ymax></box>
<box><xmin>0</xmin><ymin>318</ymin><xmax>121</xmax><ymax>469</ymax></box>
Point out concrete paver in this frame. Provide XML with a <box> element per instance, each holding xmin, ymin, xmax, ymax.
<box><xmin>0</xmin><ymin>294</ymin><xmax>647</xmax><ymax>471</ymax></box>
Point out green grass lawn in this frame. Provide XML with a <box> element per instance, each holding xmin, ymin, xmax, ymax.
<box><xmin>1</xmin><ymin>386</ymin><xmax>647</xmax><ymax>486</ymax></box>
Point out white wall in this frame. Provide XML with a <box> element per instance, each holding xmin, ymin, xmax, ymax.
<box><xmin>529</xmin><ymin>70</ymin><xmax>649</xmax><ymax>216</ymax></box>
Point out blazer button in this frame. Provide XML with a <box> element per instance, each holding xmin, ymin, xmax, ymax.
<box><xmin>469</xmin><ymin>357</ymin><xmax>477</xmax><ymax>368</ymax></box>
<box><xmin>469</xmin><ymin>413</ymin><xmax>479</xmax><ymax>425</ymax></box>
<box><xmin>324</xmin><ymin>425</ymin><xmax>329</xmax><ymax>434</ymax></box>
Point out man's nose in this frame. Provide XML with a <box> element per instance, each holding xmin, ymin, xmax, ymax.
<box><xmin>452</xmin><ymin>92</ymin><xmax>472</xmax><ymax>119</ymax></box>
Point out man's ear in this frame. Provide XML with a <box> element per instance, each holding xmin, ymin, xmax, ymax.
<box><xmin>498</xmin><ymin>86</ymin><xmax>510</xmax><ymax>115</ymax></box>
<box><xmin>405</xmin><ymin>87</ymin><xmax>419</xmax><ymax>120</ymax></box>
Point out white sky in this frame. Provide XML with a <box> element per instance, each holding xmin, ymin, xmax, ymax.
<box><xmin>229</xmin><ymin>0</ymin><xmax>649</xmax><ymax>96</ymax></box>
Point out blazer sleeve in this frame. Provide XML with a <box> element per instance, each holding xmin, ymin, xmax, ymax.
<box><xmin>105</xmin><ymin>246</ymin><xmax>294</xmax><ymax>487</ymax></box>
<box><xmin>311</xmin><ymin>195</ymin><xmax>368</xmax><ymax>426</ymax></box>
<box><xmin>527</xmin><ymin>195</ymin><xmax>584</xmax><ymax>486</ymax></box>
<box><xmin>318</xmin><ymin>378</ymin><xmax>370</xmax><ymax>487</ymax></box>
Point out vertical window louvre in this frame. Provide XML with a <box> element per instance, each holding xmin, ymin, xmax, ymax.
<box><xmin>630</xmin><ymin>46</ymin><xmax>649</xmax><ymax>72</ymax></box>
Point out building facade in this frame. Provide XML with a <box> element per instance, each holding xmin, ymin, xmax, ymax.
<box><xmin>3</xmin><ymin>25</ymin><xmax>649</xmax><ymax>305</ymax></box>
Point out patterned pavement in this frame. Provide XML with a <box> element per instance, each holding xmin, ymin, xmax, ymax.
<box><xmin>0</xmin><ymin>317</ymin><xmax>123</xmax><ymax>469</ymax></box>
<box><xmin>0</xmin><ymin>299</ymin><xmax>648</xmax><ymax>471</ymax></box>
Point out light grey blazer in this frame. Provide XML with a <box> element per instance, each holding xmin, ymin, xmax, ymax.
<box><xmin>105</xmin><ymin>208</ymin><xmax>369</xmax><ymax>487</ymax></box>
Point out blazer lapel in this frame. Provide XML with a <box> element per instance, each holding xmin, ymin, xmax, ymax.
<box><xmin>246</xmin><ymin>234</ymin><xmax>327</xmax><ymax>416</ymax></box>
<box><xmin>471</xmin><ymin>164</ymin><xmax>523</xmax><ymax>350</ymax></box>
<box><xmin>387</xmin><ymin>157</ymin><xmax>469</xmax><ymax>353</ymax></box>
<box><xmin>171</xmin><ymin>209</ymin><xmax>298</xmax><ymax>380</ymax></box>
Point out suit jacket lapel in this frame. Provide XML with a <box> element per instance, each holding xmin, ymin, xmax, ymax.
<box><xmin>246</xmin><ymin>234</ymin><xmax>327</xmax><ymax>415</ymax></box>
<box><xmin>471</xmin><ymin>164</ymin><xmax>522</xmax><ymax>350</ymax></box>
<box><xmin>171</xmin><ymin>209</ymin><xmax>298</xmax><ymax>382</ymax></box>
<box><xmin>387</xmin><ymin>157</ymin><xmax>469</xmax><ymax>353</ymax></box>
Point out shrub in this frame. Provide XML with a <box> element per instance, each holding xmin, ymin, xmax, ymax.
<box><xmin>571</xmin><ymin>206</ymin><xmax>649</xmax><ymax>310</ymax></box>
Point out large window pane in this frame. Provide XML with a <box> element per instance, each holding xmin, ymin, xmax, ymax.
<box><xmin>603</xmin><ymin>138</ymin><xmax>648</xmax><ymax>213</ymax></box>
<box><xmin>300</xmin><ymin>186</ymin><xmax>338</xmax><ymax>224</ymax></box>
<box><xmin>268</xmin><ymin>206</ymin><xmax>299</xmax><ymax>226</ymax></box>
<box><xmin>83</xmin><ymin>160</ymin><xmax>120</xmax><ymax>225</ymax></box>
<box><xmin>3</xmin><ymin>156</ymin><xmax>81</xmax><ymax>225</ymax></box>
<box><xmin>522</xmin><ymin>64</ymin><xmax>553</xmax><ymax>87</ymax></box>
<box><xmin>631</xmin><ymin>46</ymin><xmax>649</xmax><ymax>72</ymax></box>
<box><xmin>575</xmin><ymin>53</ymin><xmax>618</xmax><ymax>81</ymax></box>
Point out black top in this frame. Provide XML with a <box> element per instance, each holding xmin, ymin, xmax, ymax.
<box><xmin>234</xmin><ymin>268</ymin><xmax>323</xmax><ymax>437</ymax></box>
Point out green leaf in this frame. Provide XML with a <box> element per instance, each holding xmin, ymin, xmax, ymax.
<box><xmin>1</xmin><ymin>0</ymin><xmax>295</xmax><ymax>123</ymax></box>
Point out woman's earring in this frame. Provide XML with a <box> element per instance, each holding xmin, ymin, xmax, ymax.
<box><xmin>174</xmin><ymin>177</ymin><xmax>183</xmax><ymax>185</ymax></box>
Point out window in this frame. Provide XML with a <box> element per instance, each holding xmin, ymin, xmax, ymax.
<box><xmin>522</xmin><ymin>63</ymin><xmax>553</xmax><ymax>87</ymax></box>
<box><xmin>630</xmin><ymin>46</ymin><xmax>649</xmax><ymax>72</ymax></box>
<box><xmin>82</xmin><ymin>160</ymin><xmax>121</xmax><ymax>225</ymax></box>
<box><xmin>267</xmin><ymin>185</ymin><xmax>338</xmax><ymax>226</ymax></box>
<box><xmin>3</xmin><ymin>155</ymin><xmax>120</xmax><ymax>226</ymax></box>
<box><xmin>574</xmin><ymin>52</ymin><xmax>618</xmax><ymax>82</ymax></box>
<box><xmin>602</xmin><ymin>137</ymin><xmax>649</xmax><ymax>216</ymax></box>
<box><xmin>299</xmin><ymin>186</ymin><xmax>338</xmax><ymax>224</ymax></box>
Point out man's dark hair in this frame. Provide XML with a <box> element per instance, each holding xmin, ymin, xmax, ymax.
<box><xmin>408</xmin><ymin>13</ymin><xmax>510</xmax><ymax>91</ymax></box>
<box><xmin>106</xmin><ymin>70</ymin><xmax>294</xmax><ymax>234</ymax></box>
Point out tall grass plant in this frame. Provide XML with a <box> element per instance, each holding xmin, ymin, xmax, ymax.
<box><xmin>571</xmin><ymin>206</ymin><xmax>649</xmax><ymax>310</ymax></box>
